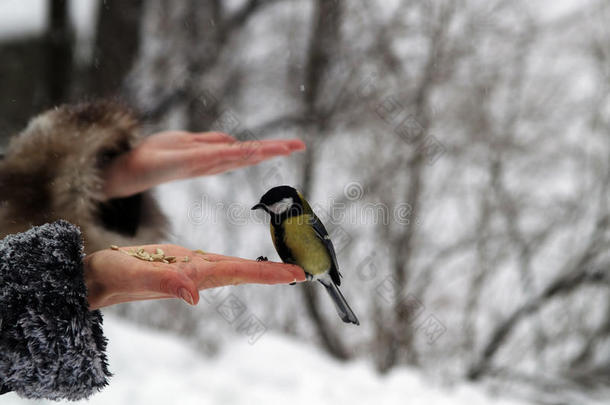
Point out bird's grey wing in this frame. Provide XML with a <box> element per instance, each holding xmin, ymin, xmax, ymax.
<box><xmin>309</xmin><ymin>214</ymin><xmax>342</xmax><ymax>285</ymax></box>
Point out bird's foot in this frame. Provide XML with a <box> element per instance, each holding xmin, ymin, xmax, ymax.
<box><xmin>256</xmin><ymin>256</ymin><xmax>268</xmax><ymax>262</ymax></box>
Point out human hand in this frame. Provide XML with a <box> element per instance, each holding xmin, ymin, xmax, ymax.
<box><xmin>84</xmin><ymin>244</ymin><xmax>306</xmax><ymax>310</ymax></box>
<box><xmin>102</xmin><ymin>131</ymin><xmax>306</xmax><ymax>199</ymax></box>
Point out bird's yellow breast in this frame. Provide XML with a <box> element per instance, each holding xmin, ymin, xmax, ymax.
<box><xmin>271</xmin><ymin>214</ymin><xmax>331</xmax><ymax>275</ymax></box>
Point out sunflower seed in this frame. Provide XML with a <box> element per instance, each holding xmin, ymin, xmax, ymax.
<box><xmin>116</xmin><ymin>246</ymin><xmax>178</xmax><ymax>264</ymax></box>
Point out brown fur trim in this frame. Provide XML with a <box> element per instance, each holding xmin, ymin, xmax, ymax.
<box><xmin>0</xmin><ymin>101</ymin><xmax>167</xmax><ymax>253</ymax></box>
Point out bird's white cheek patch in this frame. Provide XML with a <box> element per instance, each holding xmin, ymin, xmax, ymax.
<box><xmin>268</xmin><ymin>198</ymin><xmax>293</xmax><ymax>215</ymax></box>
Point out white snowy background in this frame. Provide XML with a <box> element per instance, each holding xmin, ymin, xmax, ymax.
<box><xmin>6</xmin><ymin>315</ymin><xmax>532</xmax><ymax>405</ymax></box>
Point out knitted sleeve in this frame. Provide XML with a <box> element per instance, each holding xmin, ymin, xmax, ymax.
<box><xmin>0</xmin><ymin>220</ymin><xmax>110</xmax><ymax>400</ymax></box>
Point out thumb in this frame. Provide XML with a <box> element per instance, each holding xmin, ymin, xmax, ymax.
<box><xmin>158</xmin><ymin>271</ymin><xmax>200</xmax><ymax>306</ymax></box>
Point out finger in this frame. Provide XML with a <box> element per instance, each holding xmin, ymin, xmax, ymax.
<box><xmin>195</xmin><ymin>252</ymin><xmax>253</xmax><ymax>263</ymax></box>
<box><xmin>201</xmin><ymin>156</ymin><xmax>268</xmax><ymax>175</ymax></box>
<box><xmin>208</xmin><ymin>260</ymin><xmax>306</xmax><ymax>285</ymax></box>
<box><xmin>191</xmin><ymin>139</ymin><xmax>303</xmax><ymax>159</ymax></box>
<box><xmin>142</xmin><ymin>264</ymin><xmax>200</xmax><ymax>305</ymax></box>
<box><xmin>205</xmin><ymin>148</ymin><xmax>299</xmax><ymax>174</ymax></box>
<box><xmin>246</xmin><ymin>139</ymin><xmax>306</xmax><ymax>155</ymax></box>
<box><xmin>213</xmin><ymin>148</ymin><xmax>294</xmax><ymax>168</ymax></box>
<box><xmin>246</xmin><ymin>139</ymin><xmax>305</xmax><ymax>150</ymax></box>
<box><xmin>213</xmin><ymin>144</ymin><xmax>304</xmax><ymax>171</ymax></box>
<box><xmin>218</xmin><ymin>142</ymin><xmax>292</xmax><ymax>158</ymax></box>
<box><xmin>178</xmin><ymin>143</ymin><xmax>289</xmax><ymax>169</ymax></box>
<box><xmin>283</xmin><ymin>139</ymin><xmax>306</xmax><ymax>150</ymax></box>
<box><xmin>165</xmin><ymin>141</ymin><xmax>299</xmax><ymax>180</ymax></box>
<box><xmin>192</xmin><ymin>132</ymin><xmax>237</xmax><ymax>143</ymax></box>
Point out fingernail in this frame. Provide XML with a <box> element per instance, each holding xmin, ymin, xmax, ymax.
<box><xmin>178</xmin><ymin>288</ymin><xmax>194</xmax><ymax>305</ymax></box>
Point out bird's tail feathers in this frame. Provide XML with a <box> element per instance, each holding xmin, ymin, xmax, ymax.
<box><xmin>319</xmin><ymin>278</ymin><xmax>360</xmax><ymax>325</ymax></box>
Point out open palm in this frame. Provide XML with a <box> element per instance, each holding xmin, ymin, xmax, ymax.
<box><xmin>84</xmin><ymin>244</ymin><xmax>306</xmax><ymax>310</ymax></box>
<box><xmin>102</xmin><ymin>131</ymin><xmax>306</xmax><ymax>199</ymax></box>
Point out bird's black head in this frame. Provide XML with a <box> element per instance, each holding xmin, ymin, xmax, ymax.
<box><xmin>251</xmin><ymin>185</ymin><xmax>303</xmax><ymax>220</ymax></box>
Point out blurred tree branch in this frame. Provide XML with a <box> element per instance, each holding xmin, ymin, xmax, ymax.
<box><xmin>378</xmin><ymin>0</ymin><xmax>457</xmax><ymax>372</ymax></box>
<box><xmin>469</xmin><ymin>209</ymin><xmax>610</xmax><ymax>379</ymax></box>
<box><xmin>298</xmin><ymin>0</ymin><xmax>350</xmax><ymax>361</ymax></box>
<box><xmin>45</xmin><ymin>0</ymin><xmax>74</xmax><ymax>104</ymax></box>
<box><xmin>89</xmin><ymin>0</ymin><xmax>143</xmax><ymax>97</ymax></box>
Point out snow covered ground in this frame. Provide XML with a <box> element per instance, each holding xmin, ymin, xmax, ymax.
<box><xmin>7</xmin><ymin>314</ymin><xmax>529</xmax><ymax>405</ymax></box>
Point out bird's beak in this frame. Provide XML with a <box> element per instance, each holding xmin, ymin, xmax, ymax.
<box><xmin>251</xmin><ymin>203</ymin><xmax>264</xmax><ymax>211</ymax></box>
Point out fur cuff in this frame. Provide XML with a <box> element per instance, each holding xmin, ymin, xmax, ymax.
<box><xmin>0</xmin><ymin>101</ymin><xmax>167</xmax><ymax>252</ymax></box>
<box><xmin>0</xmin><ymin>220</ymin><xmax>110</xmax><ymax>400</ymax></box>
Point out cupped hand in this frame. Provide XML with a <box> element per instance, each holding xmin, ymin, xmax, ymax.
<box><xmin>102</xmin><ymin>131</ymin><xmax>306</xmax><ymax>199</ymax></box>
<box><xmin>84</xmin><ymin>244</ymin><xmax>306</xmax><ymax>310</ymax></box>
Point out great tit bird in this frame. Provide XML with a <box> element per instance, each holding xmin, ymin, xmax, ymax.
<box><xmin>252</xmin><ymin>185</ymin><xmax>360</xmax><ymax>325</ymax></box>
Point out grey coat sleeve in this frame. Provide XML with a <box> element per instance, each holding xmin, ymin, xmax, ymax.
<box><xmin>0</xmin><ymin>220</ymin><xmax>111</xmax><ymax>400</ymax></box>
